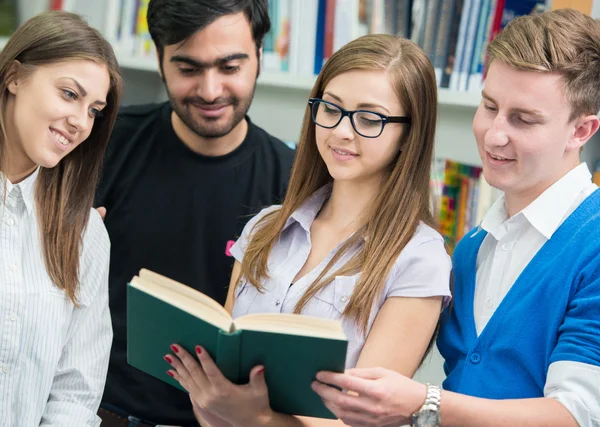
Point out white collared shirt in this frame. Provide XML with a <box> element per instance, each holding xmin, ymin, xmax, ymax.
<box><xmin>0</xmin><ymin>169</ymin><xmax>112</xmax><ymax>426</ymax></box>
<box><xmin>475</xmin><ymin>163</ymin><xmax>600</xmax><ymax>427</ymax></box>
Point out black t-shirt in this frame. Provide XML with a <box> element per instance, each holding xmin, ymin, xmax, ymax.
<box><xmin>95</xmin><ymin>102</ymin><xmax>295</xmax><ymax>425</ymax></box>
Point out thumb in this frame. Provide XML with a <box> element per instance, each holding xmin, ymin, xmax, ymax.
<box><xmin>249</xmin><ymin>365</ymin><xmax>267</xmax><ymax>392</ymax></box>
<box><xmin>346</xmin><ymin>367</ymin><xmax>388</xmax><ymax>380</ymax></box>
<box><xmin>96</xmin><ymin>206</ymin><xmax>107</xmax><ymax>220</ymax></box>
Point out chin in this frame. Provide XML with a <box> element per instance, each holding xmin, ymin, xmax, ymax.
<box><xmin>35</xmin><ymin>154</ymin><xmax>63</xmax><ymax>169</ymax></box>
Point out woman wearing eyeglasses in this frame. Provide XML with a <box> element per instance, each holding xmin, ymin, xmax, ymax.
<box><xmin>165</xmin><ymin>33</ymin><xmax>452</xmax><ymax>427</ymax></box>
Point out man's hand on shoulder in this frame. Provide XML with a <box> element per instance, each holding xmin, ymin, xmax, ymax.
<box><xmin>96</xmin><ymin>207</ymin><xmax>107</xmax><ymax>221</ymax></box>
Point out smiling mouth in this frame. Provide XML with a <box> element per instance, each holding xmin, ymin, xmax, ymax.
<box><xmin>489</xmin><ymin>153</ymin><xmax>512</xmax><ymax>161</ymax></box>
<box><xmin>332</xmin><ymin>148</ymin><xmax>358</xmax><ymax>156</ymax></box>
<box><xmin>50</xmin><ymin>129</ymin><xmax>71</xmax><ymax>146</ymax></box>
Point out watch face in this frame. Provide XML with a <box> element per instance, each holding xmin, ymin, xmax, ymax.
<box><xmin>413</xmin><ymin>409</ymin><xmax>440</xmax><ymax>427</ymax></box>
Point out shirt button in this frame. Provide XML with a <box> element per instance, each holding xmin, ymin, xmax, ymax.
<box><xmin>9</xmin><ymin>264</ymin><xmax>16</xmax><ymax>272</ymax></box>
<box><xmin>486</xmin><ymin>298</ymin><xmax>493</xmax><ymax>308</ymax></box>
<box><xmin>501</xmin><ymin>243</ymin><xmax>512</xmax><ymax>251</ymax></box>
<box><xmin>6</xmin><ymin>218</ymin><xmax>14</xmax><ymax>226</ymax></box>
<box><xmin>470</xmin><ymin>353</ymin><xmax>481</xmax><ymax>364</ymax></box>
<box><xmin>2</xmin><ymin>365</ymin><xmax>9</xmax><ymax>374</ymax></box>
<box><xmin>9</xmin><ymin>314</ymin><xmax>16</xmax><ymax>322</ymax></box>
<box><xmin>340</xmin><ymin>295</ymin><xmax>348</xmax><ymax>303</ymax></box>
<box><xmin>275</xmin><ymin>300</ymin><xmax>281</xmax><ymax>306</ymax></box>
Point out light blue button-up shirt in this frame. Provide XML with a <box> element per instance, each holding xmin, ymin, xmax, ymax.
<box><xmin>231</xmin><ymin>186</ymin><xmax>452</xmax><ymax>368</ymax></box>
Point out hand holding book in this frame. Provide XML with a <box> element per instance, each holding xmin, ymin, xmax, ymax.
<box><xmin>166</xmin><ymin>343</ymin><xmax>272</xmax><ymax>427</ymax></box>
<box><xmin>127</xmin><ymin>269</ymin><xmax>348</xmax><ymax>418</ymax></box>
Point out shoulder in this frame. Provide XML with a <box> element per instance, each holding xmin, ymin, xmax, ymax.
<box><xmin>244</xmin><ymin>205</ymin><xmax>283</xmax><ymax>235</ymax></box>
<box><xmin>247</xmin><ymin>120</ymin><xmax>295</xmax><ymax>165</ymax></box>
<box><xmin>231</xmin><ymin>205</ymin><xmax>282</xmax><ymax>261</ymax></box>
<box><xmin>111</xmin><ymin>103</ymin><xmax>166</xmax><ymax>135</ymax></box>
<box><xmin>82</xmin><ymin>208</ymin><xmax>111</xmax><ymax>266</ymax></box>
<box><xmin>390</xmin><ymin>222</ymin><xmax>452</xmax><ymax>277</ymax></box>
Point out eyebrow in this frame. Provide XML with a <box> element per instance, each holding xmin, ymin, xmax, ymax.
<box><xmin>323</xmin><ymin>91</ymin><xmax>391</xmax><ymax>114</ymax></box>
<box><xmin>170</xmin><ymin>53</ymin><xmax>250</xmax><ymax>69</ymax></box>
<box><xmin>64</xmin><ymin>77</ymin><xmax>107</xmax><ymax>107</ymax></box>
<box><xmin>481</xmin><ymin>90</ymin><xmax>545</xmax><ymax>118</ymax></box>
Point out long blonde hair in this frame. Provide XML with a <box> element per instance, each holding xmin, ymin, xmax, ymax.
<box><xmin>0</xmin><ymin>12</ymin><xmax>123</xmax><ymax>304</ymax></box>
<box><xmin>240</xmin><ymin>34</ymin><xmax>438</xmax><ymax>334</ymax></box>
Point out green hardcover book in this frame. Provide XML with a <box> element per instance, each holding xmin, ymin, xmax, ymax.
<box><xmin>0</xmin><ymin>0</ymin><xmax>17</xmax><ymax>37</ymax></box>
<box><xmin>127</xmin><ymin>269</ymin><xmax>348</xmax><ymax>419</ymax></box>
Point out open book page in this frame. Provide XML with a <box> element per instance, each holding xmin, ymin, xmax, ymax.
<box><xmin>234</xmin><ymin>313</ymin><xmax>346</xmax><ymax>340</ymax></box>
<box><xmin>130</xmin><ymin>269</ymin><xmax>233</xmax><ymax>332</ymax></box>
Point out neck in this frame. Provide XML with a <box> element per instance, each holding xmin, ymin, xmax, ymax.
<box><xmin>505</xmin><ymin>161</ymin><xmax>581</xmax><ymax>217</ymax></box>
<box><xmin>319</xmin><ymin>177</ymin><xmax>381</xmax><ymax>229</ymax></box>
<box><xmin>171</xmin><ymin>111</ymin><xmax>248</xmax><ymax>157</ymax></box>
<box><xmin>3</xmin><ymin>99</ymin><xmax>38</xmax><ymax>184</ymax></box>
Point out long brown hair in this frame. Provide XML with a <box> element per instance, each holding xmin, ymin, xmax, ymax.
<box><xmin>0</xmin><ymin>11</ymin><xmax>123</xmax><ymax>304</ymax></box>
<box><xmin>240</xmin><ymin>34</ymin><xmax>438</xmax><ymax>334</ymax></box>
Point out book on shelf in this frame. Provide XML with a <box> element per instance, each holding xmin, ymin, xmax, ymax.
<box><xmin>127</xmin><ymin>269</ymin><xmax>348</xmax><ymax>419</ymax></box>
<box><xmin>593</xmin><ymin>160</ymin><xmax>600</xmax><ymax>186</ymax></box>
<box><xmin>42</xmin><ymin>0</ymin><xmax>555</xmax><ymax>91</ymax></box>
<box><xmin>0</xmin><ymin>0</ymin><xmax>17</xmax><ymax>37</ymax></box>
<box><xmin>432</xmin><ymin>159</ymin><xmax>501</xmax><ymax>252</ymax></box>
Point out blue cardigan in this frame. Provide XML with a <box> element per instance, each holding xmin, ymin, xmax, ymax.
<box><xmin>437</xmin><ymin>189</ymin><xmax>600</xmax><ymax>398</ymax></box>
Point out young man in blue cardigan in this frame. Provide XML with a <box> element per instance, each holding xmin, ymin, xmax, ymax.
<box><xmin>311</xmin><ymin>8</ymin><xmax>600</xmax><ymax>427</ymax></box>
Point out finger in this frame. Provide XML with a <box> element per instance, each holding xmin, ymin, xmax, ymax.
<box><xmin>96</xmin><ymin>206</ymin><xmax>106</xmax><ymax>220</ymax></box>
<box><xmin>247</xmin><ymin>365</ymin><xmax>267</xmax><ymax>394</ymax></box>
<box><xmin>345</xmin><ymin>367</ymin><xmax>388</xmax><ymax>380</ymax></box>
<box><xmin>170</xmin><ymin>344</ymin><xmax>209</xmax><ymax>390</ymax></box>
<box><xmin>315</xmin><ymin>371</ymin><xmax>376</xmax><ymax>396</ymax></box>
<box><xmin>315</xmin><ymin>390</ymin><xmax>371</xmax><ymax>427</ymax></box>
<box><xmin>195</xmin><ymin>346</ymin><xmax>229</xmax><ymax>388</ymax></box>
<box><xmin>167</xmin><ymin>368</ymin><xmax>192</xmax><ymax>392</ymax></box>
<box><xmin>311</xmin><ymin>381</ymin><xmax>376</xmax><ymax>414</ymax></box>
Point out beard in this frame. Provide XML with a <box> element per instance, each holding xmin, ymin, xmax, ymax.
<box><xmin>166</xmin><ymin>83</ymin><xmax>256</xmax><ymax>139</ymax></box>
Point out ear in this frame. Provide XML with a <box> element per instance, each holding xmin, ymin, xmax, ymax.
<box><xmin>258</xmin><ymin>46</ymin><xmax>263</xmax><ymax>76</ymax></box>
<box><xmin>6</xmin><ymin>60</ymin><xmax>23</xmax><ymax>95</ymax></box>
<box><xmin>567</xmin><ymin>114</ymin><xmax>600</xmax><ymax>153</ymax></box>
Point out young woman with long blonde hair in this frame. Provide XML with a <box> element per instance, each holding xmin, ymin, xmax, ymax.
<box><xmin>167</xmin><ymin>33</ymin><xmax>451</xmax><ymax>427</ymax></box>
<box><xmin>0</xmin><ymin>11</ymin><xmax>122</xmax><ymax>426</ymax></box>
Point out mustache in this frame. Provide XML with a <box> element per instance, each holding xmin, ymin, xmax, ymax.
<box><xmin>183</xmin><ymin>96</ymin><xmax>238</xmax><ymax>107</ymax></box>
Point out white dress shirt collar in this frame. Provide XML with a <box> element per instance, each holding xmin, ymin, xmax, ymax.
<box><xmin>0</xmin><ymin>167</ymin><xmax>39</xmax><ymax>214</ymax></box>
<box><xmin>481</xmin><ymin>163</ymin><xmax>593</xmax><ymax>240</ymax></box>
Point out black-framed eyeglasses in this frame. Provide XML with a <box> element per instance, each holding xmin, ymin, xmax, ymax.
<box><xmin>308</xmin><ymin>98</ymin><xmax>411</xmax><ymax>138</ymax></box>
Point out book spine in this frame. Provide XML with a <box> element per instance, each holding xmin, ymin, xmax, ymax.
<box><xmin>216</xmin><ymin>329</ymin><xmax>242</xmax><ymax>383</ymax></box>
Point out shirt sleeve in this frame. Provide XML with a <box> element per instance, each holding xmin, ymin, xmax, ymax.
<box><xmin>545</xmin><ymin>268</ymin><xmax>600</xmax><ymax>427</ymax></box>
<box><xmin>545</xmin><ymin>361</ymin><xmax>600</xmax><ymax>427</ymax></box>
<box><xmin>39</xmin><ymin>210</ymin><xmax>113</xmax><ymax>427</ymax></box>
<box><xmin>230</xmin><ymin>205</ymin><xmax>282</xmax><ymax>263</ymax></box>
<box><xmin>385</xmin><ymin>226</ymin><xmax>453</xmax><ymax>308</ymax></box>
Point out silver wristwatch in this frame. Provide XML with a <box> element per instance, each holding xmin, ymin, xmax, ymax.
<box><xmin>411</xmin><ymin>383</ymin><xmax>441</xmax><ymax>427</ymax></box>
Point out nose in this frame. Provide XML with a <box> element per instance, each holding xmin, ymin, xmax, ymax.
<box><xmin>196</xmin><ymin>69</ymin><xmax>224</xmax><ymax>102</ymax></box>
<box><xmin>331</xmin><ymin>116</ymin><xmax>355</xmax><ymax>140</ymax></box>
<box><xmin>66</xmin><ymin>106</ymin><xmax>90</xmax><ymax>134</ymax></box>
<box><xmin>484</xmin><ymin>116</ymin><xmax>509</xmax><ymax>148</ymax></box>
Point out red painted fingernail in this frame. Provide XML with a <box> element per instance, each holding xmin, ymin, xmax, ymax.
<box><xmin>167</xmin><ymin>370</ymin><xmax>175</xmax><ymax>377</ymax></box>
<box><xmin>164</xmin><ymin>355</ymin><xmax>173</xmax><ymax>364</ymax></box>
<box><xmin>171</xmin><ymin>345</ymin><xmax>179</xmax><ymax>353</ymax></box>
<box><xmin>256</xmin><ymin>367</ymin><xmax>265</xmax><ymax>375</ymax></box>
<box><xmin>195</xmin><ymin>345</ymin><xmax>202</xmax><ymax>354</ymax></box>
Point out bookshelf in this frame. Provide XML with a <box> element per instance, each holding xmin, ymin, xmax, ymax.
<box><xmin>116</xmin><ymin>51</ymin><xmax>483</xmax><ymax>108</ymax></box>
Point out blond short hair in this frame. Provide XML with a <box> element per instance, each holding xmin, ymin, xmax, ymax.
<box><xmin>487</xmin><ymin>8</ymin><xmax>600</xmax><ymax>121</ymax></box>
